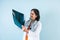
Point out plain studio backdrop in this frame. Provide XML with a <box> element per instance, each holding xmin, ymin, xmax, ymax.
<box><xmin>0</xmin><ymin>0</ymin><xmax>60</xmax><ymax>40</ymax></box>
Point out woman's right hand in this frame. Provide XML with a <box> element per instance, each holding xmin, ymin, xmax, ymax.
<box><xmin>22</xmin><ymin>25</ymin><xmax>26</xmax><ymax>31</ymax></box>
<box><xmin>22</xmin><ymin>25</ymin><xmax>29</xmax><ymax>33</ymax></box>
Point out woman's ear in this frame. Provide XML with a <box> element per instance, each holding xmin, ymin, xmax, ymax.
<box><xmin>35</xmin><ymin>15</ymin><xmax>37</xmax><ymax>18</ymax></box>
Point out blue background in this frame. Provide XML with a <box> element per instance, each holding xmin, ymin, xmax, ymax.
<box><xmin>0</xmin><ymin>0</ymin><xmax>60</xmax><ymax>40</ymax></box>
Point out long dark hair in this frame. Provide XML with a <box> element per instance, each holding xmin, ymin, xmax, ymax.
<box><xmin>31</xmin><ymin>8</ymin><xmax>40</xmax><ymax>21</ymax></box>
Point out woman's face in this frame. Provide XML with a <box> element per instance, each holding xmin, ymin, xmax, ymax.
<box><xmin>30</xmin><ymin>10</ymin><xmax>37</xmax><ymax>21</ymax></box>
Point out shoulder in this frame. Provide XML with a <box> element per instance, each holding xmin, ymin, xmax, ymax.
<box><xmin>37</xmin><ymin>21</ymin><xmax>42</xmax><ymax>24</ymax></box>
<box><xmin>25</xmin><ymin>19</ymin><xmax>30</xmax><ymax>23</ymax></box>
<box><xmin>24</xmin><ymin>19</ymin><xmax>30</xmax><ymax>26</ymax></box>
<box><xmin>37</xmin><ymin>21</ymin><xmax>42</xmax><ymax>26</ymax></box>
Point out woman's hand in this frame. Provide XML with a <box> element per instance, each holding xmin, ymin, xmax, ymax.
<box><xmin>22</xmin><ymin>25</ymin><xmax>26</xmax><ymax>31</ymax></box>
<box><xmin>22</xmin><ymin>25</ymin><xmax>29</xmax><ymax>33</ymax></box>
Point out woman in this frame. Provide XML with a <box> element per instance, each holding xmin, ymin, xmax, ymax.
<box><xmin>22</xmin><ymin>8</ymin><xmax>42</xmax><ymax>40</ymax></box>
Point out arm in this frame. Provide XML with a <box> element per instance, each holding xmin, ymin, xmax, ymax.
<box><xmin>22</xmin><ymin>25</ymin><xmax>29</xmax><ymax>33</ymax></box>
<box><xmin>29</xmin><ymin>22</ymin><xmax>42</xmax><ymax>34</ymax></box>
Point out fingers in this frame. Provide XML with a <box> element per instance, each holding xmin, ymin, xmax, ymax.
<box><xmin>22</xmin><ymin>25</ymin><xmax>29</xmax><ymax>33</ymax></box>
<box><xmin>22</xmin><ymin>25</ymin><xmax>26</xmax><ymax>31</ymax></box>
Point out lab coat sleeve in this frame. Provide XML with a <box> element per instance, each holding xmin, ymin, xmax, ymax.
<box><xmin>24</xmin><ymin>20</ymin><xmax>30</xmax><ymax>27</ymax></box>
<box><xmin>29</xmin><ymin>21</ymin><xmax>42</xmax><ymax>34</ymax></box>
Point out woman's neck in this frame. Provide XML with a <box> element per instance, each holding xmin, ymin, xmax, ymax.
<box><xmin>30</xmin><ymin>18</ymin><xmax>36</xmax><ymax>22</ymax></box>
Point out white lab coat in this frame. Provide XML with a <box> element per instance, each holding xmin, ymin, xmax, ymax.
<box><xmin>23</xmin><ymin>21</ymin><xmax>42</xmax><ymax>40</ymax></box>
